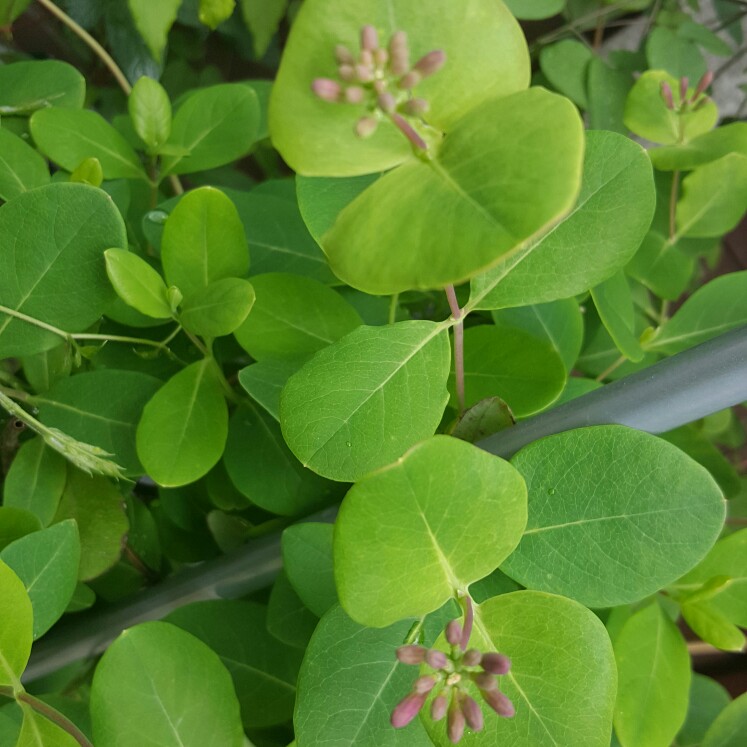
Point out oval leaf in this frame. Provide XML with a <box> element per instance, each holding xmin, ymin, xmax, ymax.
<box><xmin>0</xmin><ymin>560</ymin><xmax>33</xmax><ymax>687</ymax></box>
<box><xmin>104</xmin><ymin>248</ymin><xmax>173</xmax><ymax>319</ymax></box>
<box><xmin>0</xmin><ymin>128</ymin><xmax>50</xmax><ymax>201</ymax></box>
<box><xmin>180</xmin><ymin>277</ymin><xmax>255</xmax><ymax>338</ymax></box>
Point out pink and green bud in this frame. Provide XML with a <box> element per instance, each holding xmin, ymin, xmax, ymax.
<box><xmin>414</xmin><ymin>675</ymin><xmax>438</xmax><ymax>694</ymax></box>
<box><xmin>403</xmin><ymin>98</ymin><xmax>430</xmax><ymax>116</ymax></box>
<box><xmin>312</xmin><ymin>78</ymin><xmax>341</xmax><ymax>102</ymax></box>
<box><xmin>356</xmin><ymin>115</ymin><xmax>378</xmax><ymax>138</ymax></box>
<box><xmin>335</xmin><ymin>44</ymin><xmax>354</xmax><ymax>65</ymax></box>
<box><xmin>355</xmin><ymin>63</ymin><xmax>375</xmax><ymax>83</ymax></box>
<box><xmin>389</xmin><ymin>31</ymin><xmax>410</xmax><ymax>75</ymax></box>
<box><xmin>414</xmin><ymin>50</ymin><xmax>446</xmax><ymax>78</ymax></box>
<box><xmin>660</xmin><ymin>81</ymin><xmax>674</xmax><ymax>110</ymax></box>
<box><xmin>446</xmin><ymin>620</ymin><xmax>463</xmax><ymax>646</ymax></box>
<box><xmin>374</xmin><ymin>47</ymin><xmax>389</xmax><ymax>66</ymax></box>
<box><xmin>399</xmin><ymin>71</ymin><xmax>422</xmax><ymax>90</ymax></box>
<box><xmin>481</xmin><ymin>653</ymin><xmax>511</xmax><ymax>675</ymax></box>
<box><xmin>377</xmin><ymin>92</ymin><xmax>396</xmax><ymax>113</ymax></box>
<box><xmin>396</xmin><ymin>645</ymin><xmax>427</xmax><ymax>665</ymax></box>
<box><xmin>338</xmin><ymin>64</ymin><xmax>356</xmax><ymax>82</ymax></box>
<box><xmin>392</xmin><ymin>113</ymin><xmax>428</xmax><ymax>150</ymax></box>
<box><xmin>448</xmin><ymin>698</ymin><xmax>466</xmax><ymax>743</ymax></box>
<box><xmin>462</xmin><ymin>649</ymin><xmax>482</xmax><ymax>667</ymax></box>
<box><xmin>431</xmin><ymin>694</ymin><xmax>448</xmax><ymax>721</ymax></box>
<box><xmin>360</xmin><ymin>48</ymin><xmax>374</xmax><ymax>67</ymax></box>
<box><xmin>680</xmin><ymin>76</ymin><xmax>689</xmax><ymax>102</ymax></box>
<box><xmin>425</xmin><ymin>649</ymin><xmax>448</xmax><ymax>669</ymax></box>
<box><xmin>482</xmin><ymin>689</ymin><xmax>515</xmax><ymax>718</ymax></box>
<box><xmin>361</xmin><ymin>24</ymin><xmax>379</xmax><ymax>52</ymax></box>
<box><xmin>460</xmin><ymin>695</ymin><xmax>484</xmax><ymax>731</ymax></box>
<box><xmin>693</xmin><ymin>70</ymin><xmax>713</xmax><ymax>99</ymax></box>
<box><xmin>473</xmin><ymin>671</ymin><xmax>497</xmax><ymax>691</ymax></box>
<box><xmin>345</xmin><ymin>86</ymin><xmax>366</xmax><ymax>104</ymax></box>
<box><xmin>391</xmin><ymin>692</ymin><xmax>427</xmax><ymax>728</ymax></box>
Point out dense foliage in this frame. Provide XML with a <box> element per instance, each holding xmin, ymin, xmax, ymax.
<box><xmin>0</xmin><ymin>0</ymin><xmax>746</xmax><ymax>745</ymax></box>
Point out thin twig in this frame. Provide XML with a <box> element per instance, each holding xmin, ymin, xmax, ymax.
<box><xmin>445</xmin><ymin>285</ymin><xmax>465</xmax><ymax>416</ymax></box>
<box><xmin>595</xmin><ymin>354</ymin><xmax>626</xmax><ymax>382</ymax></box>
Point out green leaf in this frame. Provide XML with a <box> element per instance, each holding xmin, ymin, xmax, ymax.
<box><xmin>451</xmin><ymin>397</ymin><xmax>515</xmax><ymax>444</ymax></box>
<box><xmin>282</xmin><ymin>523</ymin><xmax>337</xmax><ymax>618</ymax></box>
<box><xmin>104</xmin><ymin>248</ymin><xmax>173</xmax><ymax>319</ymax></box>
<box><xmin>70</xmin><ymin>157</ymin><xmax>103</xmax><ymax>187</ymax></box>
<box><xmin>650</xmin><ymin>122</ymin><xmax>747</xmax><ymax>171</ymax></box>
<box><xmin>91</xmin><ymin>621</ymin><xmax>245</xmax><ymax>747</ymax></box>
<box><xmin>676</xmin><ymin>154</ymin><xmax>747</xmax><ymax>238</ymax></box>
<box><xmin>491</xmin><ymin>299</ymin><xmax>583</xmax><ymax>372</ymax></box>
<box><xmin>587</xmin><ymin>57</ymin><xmax>632</xmax><ymax>135</ymax></box>
<box><xmin>335</xmin><ymin>436</ymin><xmax>527</xmax><ymax>627</ymax></box>
<box><xmin>626</xmin><ymin>231</ymin><xmax>695</xmax><ymax>301</ymax></box>
<box><xmin>539</xmin><ymin>39</ymin><xmax>592</xmax><ymax>108</ymax></box>
<box><xmin>320</xmin><ymin>88</ymin><xmax>583</xmax><ymax>294</ymax></box>
<box><xmin>0</xmin><ymin>559</ymin><xmax>33</xmax><ymax>687</ymax></box>
<box><xmin>240</xmin><ymin>0</ymin><xmax>288</xmax><ymax>57</ymax></box>
<box><xmin>128</xmin><ymin>76</ymin><xmax>172</xmax><ymax>154</ymax></box>
<box><xmin>702</xmin><ymin>692</ymin><xmax>747</xmax><ymax>747</ymax></box>
<box><xmin>471</xmin><ymin>130</ymin><xmax>655</xmax><ymax>309</ymax></box>
<box><xmin>678</xmin><ymin>20</ymin><xmax>732</xmax><ymax>57</ymax></box>
<box><xmin>590</xmin><ymin>271</ymin><xmax>644</xmax><ymax>361</ymax></box>
<box><xmin>166</xmin><ymin>601</ymin><xmax>301</xmax><ymax>729</ymax></box>
<box><xmin>681</xmin><ymin>601</ymin><xmax>745</xmax><ymax>652</ymax></box>
<box><xmin>223</xmin><ymin>405</ymin><xmax>333</xmax><ymax>515</ymax></box>
<box><xmin>0</xmin><ymin>521</ymin><xmax>80</xmax><ymax>639</ymax></box>
<box><xmin>424</xmin><ymin>591</ymin><xmax>616</xmax><ymax>747</ymax></box>
<box><xmin>136</xmin><ymin>359</ymin><xmax>229</xmax><ymax>487</ymax></box>
<box><xmin>624</xmin><ymin>70</ymin><xmax>717</xmax><ymax>146</ymax></box>
<box><xmin>0</xmin><ymin>128</ymin><xmax>49</xmax><ymax>201</ymax></box>
<box><xmin>613</xmin><ymin>602</ymin><xmax>690</xmax><ymax>747</ymax></box>
<box><xmin>503</xmin><ymin>0</ymin><xmax>564</xmax><ymax>19</ymax></box>
<box><xmin>647</xmin><ymin>272</ymin><xmax>747</xmax><ymax>355</ymax></box>
<box><xmin>270</xmin><ymin>0</ymin><xmax>530</xmax><ymax>176</ymax></box>
<box><xmin>0</xmin><ymin>0</ymin><xmax>31</xmax><ymax>25</ymax></box>
<box><xmin>54</xmin><ymin>469</ymin><xmax>128</xmax><ymax>581</ymax></box>
<box><xmin>267</xmin><ymin>571</ymin><xmax>318</xmax><ymax>649</ymax></box>
<box><xmin>16</xmin><ymin>704</ymin><xmax>79</xmax><ymax>747</ymax></box>
<box><xmin>30</xmin><ymin>109</ymin><xmax>147</xmax><ymax>181</ymax></box>
<box><xmin>280</xmin><ymin>321</ymin><xmax>451</xmax><ymax>482</ymax></box>
<box><xmin>234</xmin><ymin>273</ymin><xmax>360</xmax><ymax>360</ymax></box>
<box><xmin>3</xmin><ymin>438</ymin><xmax>66</xmax><ymax>527</ymax></box>
<box><xmin>161</xmin><ymin>84</ymin><xmax>260</xmax><ymax>175</ymax></box>
<box><xmin>238</xmin><ymin>357</ymin><xmax>307</xmax><ymax>421</ymax></box>
<box><xmin>0</xmin><ymin>60</ymin><xmax>85</xmax><ymax>115</ymax></box>
<box><xmin>0</xmin><ymin>183</ymin><xmax>124</xmax><ymax>358</ymax></box>
<box><xmin>675</xmin><ymin>674</ymin><xmax>731</xmax><ymax>747</ymax></box>
<box><xmin>646</xmin><ymin>27</ymin><xmax>706</xmax><ymax>83</ymax></box>
<box><xmin>37</xmin><ymin>369</ymin><xmax>162</xmax><ymax>477</ymax></box>
<box><xmin>453</xmin><ymin>325</ymin><xmax>567</xmax><ymax>417</ymax></box>
<box><xmin>501</xmin><ymin>425</ymin><xmax>726</xmax><ymax>607</ymax></box>
<box><xmin>161</xmin><ymin>186</ymin><xmax>249</xmax><ymax>297</ymax></box>
<box><xmin>127</xmin><ymin>0</ymin><xmax>182</xmax><ymax>62</ymax></box>
<box><xmin>0</xmin><ymin>508</ymin><xmax>42</xmax><ymax>553</ymax></box>
<box><xmin>294</xmin><ymin>605</ymin><xmax>434</xmax><ymax>746</ymax></box>
<box><xmin>180</xmin><ymin>278</ymin><xmax>255</xmax><ymax>338</ymax></box>
<box><xmin>199</xmin><ymin>0</ymin><xmax>235</xmax><ymax>28</ymax></box>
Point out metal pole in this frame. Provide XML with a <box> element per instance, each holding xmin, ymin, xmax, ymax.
<box><xmin>23</xmin><ymin>325</ymin><xmax>747</xmax><ymax>683</ymax></box>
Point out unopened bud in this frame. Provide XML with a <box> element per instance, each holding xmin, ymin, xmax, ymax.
<box><xmin>693</xmin><ymin>70</ymin><xmax>713</xmax><ymax>99</ymax></box>
<box><xmin>482</xmin><ymin>689</ymin><xmax>515</xmax><ymax>718</ymax></box>
<box><xmin>680</xmin><ymin>76</ymin><xmax>689</xmax><ymax>102</ymax></box>
<box><xmin>473</xmin><ymin>671</ymin><xmax>497</xmax><ymax>691</ymax></box>
<box><xmin>414</xmin><ymin>675</ymin><xmax>437</xmax><ymax>694</ymax></box>
<box><xmin>392</xmin><ymin>113</ymin><xmax>428</xmax><ymax>150</ymax></box>
<box><xmin>448</xmin><ymin>698</ymin><xmax>466</xmax><ymax>743</ymax></box>
<box><xmin>481</xmin><ymin>653</ymin><xmax>511</xmax><ymax>675</ymax></box>
<box><xmin>373</xmin><ymin>79</ymin><xmax>386</xmax><ymax>94</ymax></box>
<box><xmin>426</xmin><ymin>649</ymin><xmax>448</xmax><ymax>669</ymax></box>
<box><xmin>339</xmin><ymin>64</ymin><xmax>356</xmax><ymax>82</ymax></box>
<box><xmin>374</xmin><ymin>47</ymin><xmax>389</xmax><ymax>66</ymax></box>
<box><xmin>335</xmin><ymin>44</ymin><xmax>354</xmax><ymax>65</ymax></box>
<box><xmin>355</xmin><ymin>63</ymin><xmax>374</xmax><ymax>83</ymax></box>
<box><xmin>431</xmin><ymin>694</ymin><xmax>448</xmax><ymax>721</ymax></box>
<box><xmin>660</xmin><ymin>81</ymin><xmax>674</xmax><ymax>110</ymax></box>
<box><xmin>446</xmin><ymin>620</ymin><xmax>463</xmax><ymax>646</ymax></box>
<box><xmin>361</xmin><ymin>24</ymin><xmax>379</xmax><ymax>52</ymax></box>
<box><xmin>311</xmin><ymin>78</ymin><xmax>341</xmax><ymax>102</ymax></box>
<box><xmin>396</xmin><ymin>645</ymin><xmax>426</xmax><ymax>665</ymax></box>
<box><xmin>414</xmin><ymin>50</ymin><xmax>446</xmax><ymax>78</ymax></box>
<box><xmin>377</xmin><ymin>92</ymin><xmax>396</xmax><ymax>113</ymax></box>
<box><xmin>389</xmin><ymin>31</ymin><xmax>410</xmax><ymax>75</ymax></box>
<box><xmin>355</xmin><ymin>116</ymin><xmax>378</xmax><ymax>138</ymax></box>
<box><xmin>399</xmin><ymin>71</ymin><xmax>422</xmax><ymax>90</ymax></box>
<box><xmin>403</xmin><ymin>97</ymin><xmax>430</xmax><ymax>116</ymax></box>
<box><xmin>460</xmin><ymin>695</ymin><xmax>484</xmax><ymax>731</ymax></box>
<box><xmin>463</xmin><ymin>649</ymin><xmax>482</xmax><ymax>667</ymax></box>
<box><xmin>345</xmin><ymin>86</ymin><xmax>366</xmax><ymax>104</ymax></box>
<box><xmin>360</xmin><ymin>48</ymin><xmax>374</xmax><ymax>67</ymax></box>
<box><xmin>391</xmin><ymin>692</ymin><xmax>426</xmax><ymax>728</ymax></box>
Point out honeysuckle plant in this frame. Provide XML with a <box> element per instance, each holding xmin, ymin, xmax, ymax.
<box><xmin>0</xmin><ymin>0</ymin><xmax>746</xmax><ymax>746</ymax></box>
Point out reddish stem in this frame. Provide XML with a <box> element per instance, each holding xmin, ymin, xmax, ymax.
<box><xmin>445</xmin><ymin>285</ymin><xmax>465</xmax><ymax>416</ymax></box>
<box><xmin>460</xmin><ymin>595</ymin><xmax>474</xmax><ymax>651</ymax></box>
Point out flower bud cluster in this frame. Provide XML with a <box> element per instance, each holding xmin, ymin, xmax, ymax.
<box><xmin>391</xmin><ymin>619</ymin><xmax>514</xmax><ymax>743</ymax></box>
<box><xmin>660</xmin><ymin>71</ymin><xmax>713</xmax><ymax>114</ymax></box>
<box><xmin>311</xmin><ymin>25</ymin><xmax>446</xmax><ymax>149</ymax></box>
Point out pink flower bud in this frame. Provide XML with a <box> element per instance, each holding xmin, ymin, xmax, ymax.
<box><xmin>680</xmin><ymin>76</ymin><xmax>689</xmax><ymax>102</ymax></box>
<box><xmin>335</xmin><ymin>45</ymin><xmax>354</xmax><ymax>65</ymax></box>
<box><xmin>460</xmin><ymin>695</ymin><xmax>484</xmax><ymax>731</ymax></box>
<box><xmin>403</xmin><ymin>98</ymin><xmax>430</xmax><ymax>116</ymax></box>
<box><xmin>414</xmin><ymin>50</ymin><xmax>446</xmax><ymax>78</ymax></box>
<box><xmin>446</xmin><ymin>620</ymin><xmax>463</xmax><ymax>646</ymax></box>
<box><xmin>693</xmin><ymin>70</ymin><xmax>713</xmax><ymax>99</ymax></box>
<box><xmin>392</xmin><ymin>113</ymin><xmax>428</xmax><ymax>150</ymax></box>
<box><xmin>345</xmin><ymin>86</ymin><xmax>366</xmax><ymax>104</ymax></box>
<box><xmin>399</xmin><ymin>71</ymin><xmax>422</xmax><ymax>90</ymax></box>
<box><xmin>482</xmin><ymin>689</ymin><xmax>515</xmax><ymax>718</ymax></box>
<box><xmin>377</xmin><ymin>92</ymin><xmax>396</xmax><ymax>112</ymax></box>
<box><xmin>389</xmin><ymin>31</ymin><xmax>410</xmax><ymax>75</ymax></box>
<box><xmin>361</xmin><ymin>24</ymin><xmax>379</xmax><ymax>52</ymax></box>
<box><xmin>338</xmin><ymin>64</ymin><xmax>356</xmax><ymax>82</ymax></box>
<box><xmin>360</xmin><ymin>48</ymin><xmax>374</xmax><ymax>67</ymax></box>
<box><xmin>473</xmin><ymin>671</ymin><xmax>497</xmax><ymax>691</ymax></box>
<box><xmin>311</xmin><ymin>78</ymin><xmax>341</xmax><ymax>102</ymax></box>
<box><xmin>431</xmin><ymin>694</ymin><xmax>448</xmax><ymax>721</ymax></box>
<box><xmin>660</xmin><ymin>81</ymin><xmax>674</xmax><ymax>110</ymax></box>
<box><xmin>396</xmin><ymin>645</ymin><xmax>426</xmax><ymax>665</ymax></box>
<box><xmin>355</xmin><ymin>116</ymin><xmax>378</xmax><ymax>138</ymax></box>
<box><xmin>448</xmin><ymin>699</ymin><xmax>466</xmax><ymax>743</ymax></box>
<box><xmin>391</xmin><ymin>692</ymin><xmax>426</xmax><ymax>728</ymax></box>
<box><xmin>481</xmin><ymin>653</ymin><xmax>511</xmax><ymax>675</ymax></box>
<box><xmin>425</xmin><ymin>649</ymin><xmax>448</xmax><ymax>669</ymax></box>
<box><xmin>462</xmin><ymin>649</ymin><xmax>482</xmax><ymax>667</ymax></box>
<box><xmin>373</xmin><ymin>79</ymin><xmax>386</xmax><ymax>94</ymax></box>
<box><xmin>355</xmin><ymin>63</ymin><xmax>374</xmax><ymax>83</ymax></box>
<box><xmin>374</xmin><ymin>48</ymin><xmax>389</xmax><ymax>66</ymax></box>
<box><xmin>414</xmin><ymin>675</ymin><xmax>437</xmax><ymax>694</ymax></box>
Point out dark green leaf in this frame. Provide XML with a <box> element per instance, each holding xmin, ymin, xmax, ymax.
<box><xmin>0</xmin><ymin>60</ymin><xmax>85</xmax><ymax>115</ymax></box>
<box><xmin>0</xmin><ymin>128</ymin><xmax>49</xmax><ymax>201</ymax></box>
<box><xmin>282</xmin><ymin>523</ymin><xmax>336</xmax><ymax>618</ymax></box>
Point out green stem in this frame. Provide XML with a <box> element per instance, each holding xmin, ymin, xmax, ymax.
<box><xmin>0</xmin><ymin>385</ymin><xmax>29</xmax><ymax>401</ymax></box>
<box><xmin>445</xmin><ymin>285</ymin><xmax>465</xmax><ymax>416</ymax></box>
<box><xmin>17</xmin><ymin>693</ymin><xmax>94</xmax><ymax>747</ymax></box>
<box><xmin>669</xmin><ymin>170</ymin><xmax>681</xmax><ymax>241</ymax></box>
<box><xmin>595</xmin><ymin>354</ymin><xmax>626</xmax><ymax>382</ymax></box>
<box><xmin>35</xmin><ymin>0</ymin><xmax>132</xmax><ymax>95</ymax></box>
<box><xmin>388</xmin><ymin>293</ymin><xmax>399</xmax><ymax>325</ymax></box>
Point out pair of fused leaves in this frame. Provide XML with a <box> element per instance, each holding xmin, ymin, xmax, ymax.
<box><xmin>271</xmin><ymin>0</ymin><xmax>586</xmax><ymax>294</ymax></box>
